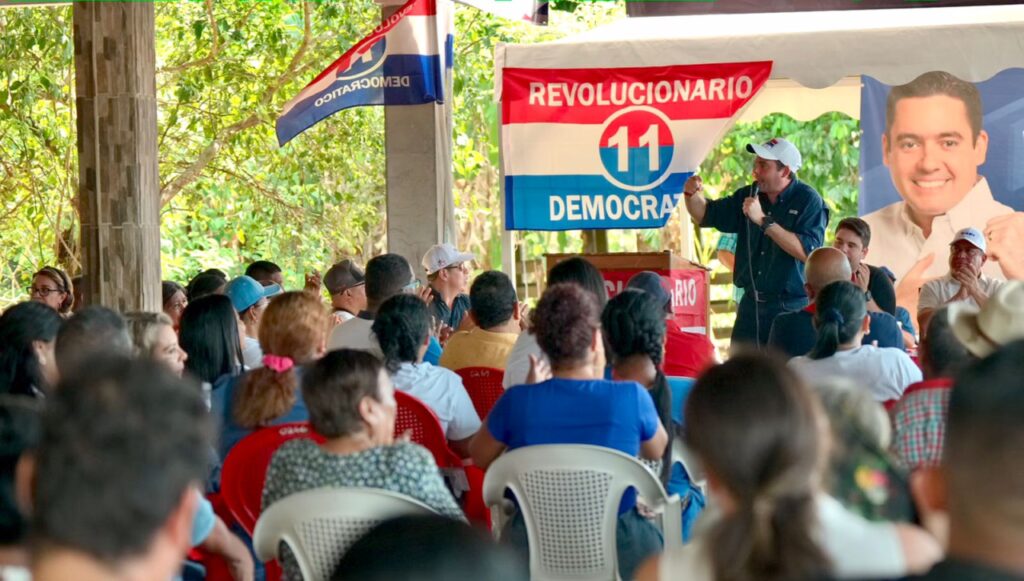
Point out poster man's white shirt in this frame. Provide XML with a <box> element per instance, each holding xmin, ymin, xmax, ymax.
<box><xmin>863</xmin><ymin>177</ymin><xmax>1011</xmax><ymax>283</ymax></box>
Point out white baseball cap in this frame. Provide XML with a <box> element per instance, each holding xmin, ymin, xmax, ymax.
<box><xmin>949</xmin><ymin>280</ymin><xmax>1024</xmax><ymax>358</ymax></box>
<box><xmin>422</xmin><ymin>243</ymin><xmax>475</xmax><ymax>275</ymax></box>
<box><xmin>746</xmin><ymin>137</ymin><xmax>802</xmax><ymax>173</ymax></box>
<box><xmin>951</xmin><ymin>227</ymin><xmax>986</xmax><ymax>254</ymax></box>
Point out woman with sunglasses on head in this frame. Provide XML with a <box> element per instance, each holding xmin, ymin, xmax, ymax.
<box><xmin>28</xmin><ymin>267</ymin><xmax>74</xmax><ymax>317</ymax></box>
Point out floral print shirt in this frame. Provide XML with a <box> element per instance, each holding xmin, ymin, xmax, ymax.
<box><xmin>262</xmin><ymin>439</ymin><xmax>465</xmax><ymax>580</ymax></box>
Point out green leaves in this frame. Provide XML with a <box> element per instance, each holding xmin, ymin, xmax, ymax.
<box><xmin>0</xmin><ymin>1</ymin><xmax>861</xmax><ymax>307</ymax></box>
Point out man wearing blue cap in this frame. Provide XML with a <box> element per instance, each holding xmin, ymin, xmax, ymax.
<box><xmin>225</xmin><ymin>275</ymin><xmax>282</xmax><ymax>368</ymax></box>
<box><xmin>683</xmin><ymin>137</ymin><xmax>829</xmax><ymax>348</ymax></box>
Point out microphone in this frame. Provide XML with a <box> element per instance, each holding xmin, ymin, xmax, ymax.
<box><xmin>745</xmin><ymin>181</ymin><xmax>760</xmax><ymax>223</ymax></box>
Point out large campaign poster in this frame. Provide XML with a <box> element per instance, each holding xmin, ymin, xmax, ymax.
<box><xmin>858</xmin><ymin>69</ymin><xmax>1024</xmax><ymax>286</ymax></box>
<box><xmin>501</xmin><ymin>62</ymin><xmax>772</xmax><ymax>231</ymax></box>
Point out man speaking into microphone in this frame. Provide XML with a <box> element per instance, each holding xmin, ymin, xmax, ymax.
<box><xmin>683</xmin><ymin>137</ymin><xmax>829</xmax><ymax>348</ymax></box>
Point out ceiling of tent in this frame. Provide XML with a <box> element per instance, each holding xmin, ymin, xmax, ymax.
<box><xmin>496</xmin><ymin>4</ymin><xmax>1024</xmax><ymax>121</ymax></box>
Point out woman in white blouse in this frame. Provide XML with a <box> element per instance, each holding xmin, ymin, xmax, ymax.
<box><xmin>790</xmin><ymin>281</ymin><xmax>921</xmax><ymax>402</ymax></box>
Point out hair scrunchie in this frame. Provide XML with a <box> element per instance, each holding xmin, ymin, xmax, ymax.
<box><xmin>263</xmin><ymin>354</ymin><xmax>294</xmax><ymax>374</ymax></box>
<box><xmin>823</xmin><ymin>308</ymin><xmax>845</xmax><ymax>326</ymax></box>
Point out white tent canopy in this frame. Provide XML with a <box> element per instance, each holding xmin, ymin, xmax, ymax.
<box><xmin>496</xmin><ymin>4</ymin><xmax>1024</xmax><ymax>121</ymax></box>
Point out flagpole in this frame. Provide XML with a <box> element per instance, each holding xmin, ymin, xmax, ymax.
<box><xmin>376</xmin><ymin>0</ymin><xmax>455</xmax><ymax>276</ymax></box>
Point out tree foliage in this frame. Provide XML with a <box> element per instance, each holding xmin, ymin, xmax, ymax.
<box><xmin>693</xmin><ymin>112</ymin><xmax>861</xmax><ymax>264</ymax></box>
<box><xmin>0</xmin><ymin>1</ymin><xmax>858</xmax><ymax>309</ymax></box>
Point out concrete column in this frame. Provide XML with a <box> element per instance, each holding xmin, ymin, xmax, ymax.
<box><xmin>381</xmin><ymin>1</ymin><xmax>455</xmax><ymax>278</ymax></box>
<box><xmin>73</xmin><ymin>2</ymin><xmax>161</xmax><ymax>311</ymax></box>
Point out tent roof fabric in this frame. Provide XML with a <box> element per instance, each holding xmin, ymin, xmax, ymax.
<box><xmin>496</xmin><ymin>5</ymin><xmax>1024</xmax><ymax>119</ymax></box>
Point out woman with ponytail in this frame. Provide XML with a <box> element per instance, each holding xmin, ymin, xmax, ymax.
<box><xmin>790</xmin><ymin>281</ymin><xmax>920</xmax><ymax>402</ymax></box>
<box><xmin>372</xmin><ymin>294</ymin><xmax>480</xmax><ymax>457</ymax></box>
<box><xmin>602</xmin><ymin>290</ymin><xmax>707</xmax><ymax>541</ymax></box>
<box><xmin>641</xmin><ymin>353</ymin><xmax>935</xmax><ymax>581</ymax></box>
<box><xmin>600</xmin><ymin>290</ymin><xmax>674</xmax><ymax>483</ymax></box>
<box><xmin>210</xmin><ymin>291</ymin><xmax>328</xmax><ymax>460</ymax></box>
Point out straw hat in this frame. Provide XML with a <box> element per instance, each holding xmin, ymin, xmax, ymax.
<box><xmin>949</xmin><ymin>280</ymin><xmax>1024</xmax><ymax>358</ymax></box>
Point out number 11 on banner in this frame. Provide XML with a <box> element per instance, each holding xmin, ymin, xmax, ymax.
<box><xmin>607</xmin><ymin>124</ymin><xmax>660</xmax><ymax>172</ymax></box>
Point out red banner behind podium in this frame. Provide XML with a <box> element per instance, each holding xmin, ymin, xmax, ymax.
<box><xmin>545</xmin><ymin>252</ymin><xmax>710</xmax><ymax>334</ymax></box>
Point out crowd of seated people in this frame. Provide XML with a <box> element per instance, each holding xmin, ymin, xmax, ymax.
<box><xmin>470</xmin><ymin>282</ymin><xmax>668</xmax><ymax>579</ymax></box>
<box><xmin>2</xmin><ymin>228</ymin><xmax>1023</xmax><ymax>581</ymax></box>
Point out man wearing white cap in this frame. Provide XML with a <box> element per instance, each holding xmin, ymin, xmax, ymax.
<box><xmin>422</xmin><ymin>243</ymin><xmax>474</xmax><ymax>331</ymax></box>
<box><xmin>683</xmin><ymin>137</ymin><xmax>829</xmax><ymax>347</ymax></box>
<box><xmin>863</xmin><ymin>72</ymin><xmax>1024</xmax><ymax>319</ymax></box>
<box><xmin>917</xmin><ymin>227</ymin><xmax>1005</xmax><ymax>333</ymax></box>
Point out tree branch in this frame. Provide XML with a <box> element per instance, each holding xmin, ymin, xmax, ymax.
<box><xmin>159</xmin><ymin>1</ymin><xmax>315</xmax><ymax>207</ymax></box>
<box><xmin>158</xmin><ymin>0</ymin><xmax>220</xmax><ymax>75</ymax></box>
<box><xmin>207</xmin><ymin>164</ymin><xmax>306</xmax><ymax>216</ymax></box>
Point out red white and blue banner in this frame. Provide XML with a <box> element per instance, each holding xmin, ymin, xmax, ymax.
<box><xmin>276</xmin><ymin>0</ymin><xmax>453</xmax><ymax>146</ymax></box>
<box><xmin>501</xmin><ymin>62</ymin><xmax>772</xmax><ymax>230</ymax></box>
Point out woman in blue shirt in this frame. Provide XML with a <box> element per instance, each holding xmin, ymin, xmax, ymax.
<box><xmin>470</xmin><ymin>282</ymin><xmax>668</xmax><ymax>579</ymax></box>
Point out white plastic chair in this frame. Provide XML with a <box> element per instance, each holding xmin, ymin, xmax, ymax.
<box><xmin>253</xmin><ymin>486</ymin><xmax>438</xmax><ymax>581</ymax></box>
<box><xmin>482</xmin><ymin>444</ymin><xmax>683</xmax><ymax>581</ymax></box>
<box><xmin>671</xmin><ymin>436</ymin><xmax>707</xmax><ymax>495</ymax></box>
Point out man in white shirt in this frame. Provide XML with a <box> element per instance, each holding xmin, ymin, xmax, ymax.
<box><xmin>323</xmin><ymin>259</ymin><xmax>366</xmax><ymax>325</ymax></box>
<box><xmin>862</xmin><ymin>71</ymin><xmax>1024</xmax><ymax>316</ymax></box>
<box><xmin>918</xmin><ymin>227</ymin><xmax>1004</xmax><ymax>334</ymax></box>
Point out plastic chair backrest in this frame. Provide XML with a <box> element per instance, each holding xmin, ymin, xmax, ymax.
<box><xmin>254</xmin><ymin>486</ymin><xmax>438</xmax><ymax>581</ymax></box>
<box><xmin>394</xmin><ymin>390</ymin><xmax>461</xmax><ymax>468</ymax></box>
<box><xmin>221</xmin><ymin>422</ymin><xmax>325</xmax><ymax>535</ymax></box>
<box><xmin>482</xmin><ymin>444</ymin><xmax>682</xmax><ymax>581</ymax></box>
<box><xmin>671</xmin><ymin>435</ymin><xmax>706</xmax><ymax>491</ymax></box>
<box><xmin>455</xmin><ymin>367</ymin><xmax>505</xmax><ymax>419</ymax></box>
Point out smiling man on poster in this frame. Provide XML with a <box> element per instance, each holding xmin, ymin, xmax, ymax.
<box><xmin>862</xmin><ymin>71</ymin><xmax>1024</xmax><ymax>314</ymax></box>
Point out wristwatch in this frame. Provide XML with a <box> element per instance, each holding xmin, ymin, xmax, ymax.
<box><xmin>864</xmin><ymin>290</ymin><xmax>873</xmax><ymax>303</ymax></box>
<box><xmin>760</xmin><ymin>215</ymin><xmax>776</xmax><ymax>232</ymax></box>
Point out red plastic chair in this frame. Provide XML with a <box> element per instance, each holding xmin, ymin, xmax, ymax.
<box><xmin>221</xmin><ymin>423</ymin><xmax>326</xmax><ymax>535</ymax></box>
<box><xmin>221</xmin><ymin>423</ymin><xmax>325</xmax><ymax>581</ymax></box>
<box><xmin>394</xmin><ymin>391</ymin><xmax>489</xmax><ymax>526</ymax></box>
<box><xmin>455</xmin><ymin>367</ymin><xmax>505</xmax><ymax>420</ymax></box>
<box><xmin>394</xmin><ymin>391</ymin><xmax>463</xmax><ymax>468</ymax></box>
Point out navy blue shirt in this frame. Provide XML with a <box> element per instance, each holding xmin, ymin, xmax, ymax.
<box><xmin>429</xmin><ymin>288</ymin><xmax>471</xmax><ymax>330</ymax></box>
<box><xmin>702</xmin><ymin>178</ymin><xmax>829</xmax><ymax>299</ymax></box>
<box><xmin>767</xmin><ymin>309</ymin><xmax>905</xmax><ymax>359</ymax></box>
